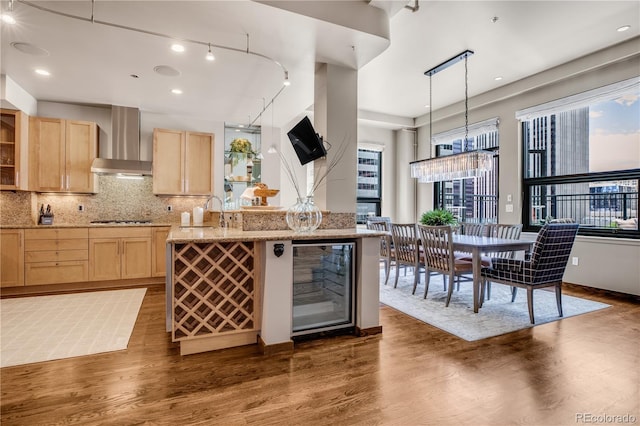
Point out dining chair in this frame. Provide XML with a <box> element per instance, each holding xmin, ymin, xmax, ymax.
<box><xmin>367</xmin><ymin>220</ymin><xmax>394</xmax><ymax>285</ymax></box>
<box><xmin>390</xmin><ymin>223</ymin><xmax>424</xmax><ymax>292</ymax></box>
<box><xmin>480</xmin><ymin>222</ymin><xmax>580</xmax><ymax>324</ymax></box>
<box><xmin>417</xmin><ymin>224</ymin><xmax>473</xmax><ymax>304</ymax></box>
<box><xmin>452</xmin><ymin>222</ymin><xmax>486</xmax><ymax>290</ymax></box>
<box><xmin>481</xmin><ymin>223</ymin><xmax>523</xmax><ymax>299</ymax></box>
<box><xmin>459</xmin><ymin>222</ymin><xmax>485</xmax><ymax>237</ymax></box>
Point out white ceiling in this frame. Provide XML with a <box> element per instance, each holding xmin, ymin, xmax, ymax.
<box><xmin>1</xmin><ymin>0</ymin><xmax>639</xmax><ymax>129</ymax></box>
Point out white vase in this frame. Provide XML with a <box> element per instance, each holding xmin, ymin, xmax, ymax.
<box><xmin>286</xmin><ymin>196</ymin><xmax>322</xmax><ymax>233</ymax></box>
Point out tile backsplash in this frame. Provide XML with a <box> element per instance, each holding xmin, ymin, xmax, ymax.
<box><xmin>0</xmin><ymin>176</ymin><xmax>212</xmax><ymax>226</ymax></box>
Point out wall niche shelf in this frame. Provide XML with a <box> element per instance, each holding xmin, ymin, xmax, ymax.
<box><xmin>223</xmin><ymin>123</ymin><xmax>262</xmax><ymax>209</ymax></box>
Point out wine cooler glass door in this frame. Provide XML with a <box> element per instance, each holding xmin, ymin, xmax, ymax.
<box><xmin>291</xmin><ymin>241</ymin><xmax>355</xmax><ymax>336</ymax></box>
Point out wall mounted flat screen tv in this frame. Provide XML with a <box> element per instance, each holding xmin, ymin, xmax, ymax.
<box><xmin>287</xmin><ymin>116</ymin><xmax>327</xmax><ymax>165</ymax></box>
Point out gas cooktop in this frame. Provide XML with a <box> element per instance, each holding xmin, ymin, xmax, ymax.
<box><xmin>90</xmin><ymin>220</ymin><xmax>152</xmax><ymax>224</ymax></box>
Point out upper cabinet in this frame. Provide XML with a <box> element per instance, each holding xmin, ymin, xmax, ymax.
<box><xmin>0</xmin><ymin>109</ymin><xmax>29</xmax><ymax>190</ymax></box>
<box><xmin>152</xmin><ymin>128</ymin><xmax>214</xmax><ymax>195</ymax></box>
<box><xmin>29</xmin><ymin>117</ymin><xmax>97</xmax><ymax>193</ymax></box>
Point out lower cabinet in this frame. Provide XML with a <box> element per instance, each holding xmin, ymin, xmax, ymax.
<box><xmin>89</xmin><ymin>227</ymin><xmax>151</xmax><ymax>281</ymax></box>
<box><xmin>151</xmin><ymin>227</ymin><xmax>170</xmax><ymax>277</ymax></box>
<box><xmin>0</xmin><ymin>229</ymin><xmax>24</xmax><ymax>287</ymax></box>
<box><xmin>24</xmin><ymin>228</ymin><xmax>89</xmax><ymax>285</ymax></box>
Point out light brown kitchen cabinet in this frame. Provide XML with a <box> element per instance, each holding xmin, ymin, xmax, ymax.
<box><xmin>24</xmin><ymin>228</ymin><xmax>89</xmax><ymax>285</ymax></box>
<box><xmin>89</xmin><ymin>227</ymin><xmax>152</xmax><ymax>281</ymax></box>
<box><xmin>151</xmin><ymin>226</ymin><xmax>170</xmax><ymax>277</ymax></box>
<box><xmin>29</xmin><ymin>117</ymin><xmax>97</xmax><ymax>193</ymax></box>
<box><xmin>152</xmin><ymin>128</ymin><xmax>214</xmax><ymax>195</ymax></box>
<box><xmin>0</xmin><ymin>109</ymin><xmax>29</xmax><ymax>190</ymax></box>
<box><xmin>0</xmin><ymin>229</ymin><xmax>24</xmax><ymax>287</ymax></box>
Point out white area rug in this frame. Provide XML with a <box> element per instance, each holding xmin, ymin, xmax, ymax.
<box><xmin>380</xmin><ymin>272</ymin><xmax>610</xmax><ymax>341</ymax></box>
<box><xmin>1</xmin><ymin>288</ymin><xmax>146</xmax><ymax>368</ymax></box>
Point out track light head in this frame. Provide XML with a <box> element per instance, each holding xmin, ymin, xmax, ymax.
<box><xmin>283</xmin><ymin>71</ymin><xmax>291</xmax><ymax>86</ymax></box>
<box><xmin>205</xmin><ymin>43</ymin><xmax>215</xmax><ymax>61</ymax></box>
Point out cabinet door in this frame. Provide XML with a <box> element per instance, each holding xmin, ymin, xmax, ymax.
<box><xmin>0</xmin><ymin>229</ymin><xmax>24</xmax><ymax>287</ymax></box>
<box><xmin>185</xmin><ymin>131</ymin><xmax>213</xmax><ymax>195</ymax></box>
<box><xmin>121</xmin><ymin>238</ymin><xmax>151</xmax><ymax>279</ymax></box>
<box><xmin>0</xmin><ymin>109</ymin><xmax>28</xmax><ymax>190</ymax></box>
<box><xmin>89</xmin><ymin>238</ymin><xmax>121</xmax><ymax>281</ymax></box>
<box><xmin>66</xmin><ymin>120</ymin><xmax>96</xmax><ymax>193</ymax></box>
<box><xmin>152</xmin><ymin>227</ymin><xmax>170</xmax><ymax>277</ymax></box>
<box><xmin>30</xmin><ymin>117</ymin><xmax>65</xmax><ymax>191</ymax></box>
<box><xmin>153</xmin><ymin>129</ymin><xmax>184</xmax><ymax>194</ymax></box>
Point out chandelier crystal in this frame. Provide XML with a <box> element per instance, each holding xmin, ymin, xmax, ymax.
<box><xmin>410</xmin><ymin>150</ymin><xmax>493</xmax><ymax>183</ymax></box>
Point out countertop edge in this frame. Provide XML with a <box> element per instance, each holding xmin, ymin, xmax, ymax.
<box><xmin>167</xmin><ymin>227</ymin><xmax>386</xmax><ymax>243</ymax></box>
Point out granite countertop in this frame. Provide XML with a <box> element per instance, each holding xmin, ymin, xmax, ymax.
<box><xmin>0</xmin><ymin>222</ymin><xmax>174</xmax><ymax>229</ymax></box>
<box><xmin>167</xmin><ymin>226</ymin><xmax>386</xmax><ymax>243</ymax></box>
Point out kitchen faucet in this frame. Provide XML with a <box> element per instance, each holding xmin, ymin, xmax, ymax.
<box><xmin>204</xmin><ymin>195</ymin><xmax>226</xmax><ymax>228</ymax></box>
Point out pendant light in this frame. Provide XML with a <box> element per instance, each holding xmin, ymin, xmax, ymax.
<box><xmin>410</xmin><ymin>50</ymin><xmax>493</xmax><ymax>183</ymax></box>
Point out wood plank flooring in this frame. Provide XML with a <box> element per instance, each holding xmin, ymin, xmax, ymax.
<box><xmin>1</xmin><ymin>283</ymin><xmax>638</xmax><ymax>425</ymax></box>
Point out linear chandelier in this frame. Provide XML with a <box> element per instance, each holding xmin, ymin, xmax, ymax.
<box><xmin>412</xmin><ymin>49</ymin><xmax>495</xmax><ymax>183</ymax></box>
<box><xmin>410</xmin><ymin>150</ymin><xmax>493</xmax><ymax>183</ymax></box>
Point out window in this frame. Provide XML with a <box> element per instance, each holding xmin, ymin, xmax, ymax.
<box><xmin>356</xmin><ymin>149</ymin><xmax>382</xmax><ymax>224</ymax></box>
<box><xmin>433</xmin><ymin>118</ymin><xmax>499</xmax><ymax>224</ymax></box>
<box><xmin>519</xmin><ymin>77</ymin><xmax>640</xmax><ymax>237</ymax></box>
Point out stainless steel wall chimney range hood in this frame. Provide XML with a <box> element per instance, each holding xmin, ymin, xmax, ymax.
<box><xmin>90</xmin><ymin>106</ymin><xmax>152</xmax><ymax>176</ymax></box>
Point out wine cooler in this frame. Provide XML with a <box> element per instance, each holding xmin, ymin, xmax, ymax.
<box><xmin>291</xmin><ymin>240</ymin><xmax>355</xmax><ymax>337</ymax></box>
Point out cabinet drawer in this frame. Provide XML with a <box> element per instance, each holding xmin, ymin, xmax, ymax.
<box><xmin>25</xmin><ymin>238</ymin><xmax>88</xmax><ymax>252</ymax></box>
<box><xmin>25</xmin><ymin>249</ymin><xmax>88</xmax><ymax>263</ymax></box>
<box><xmin>24</xmin><ymin>228</ymin><xmax>88</xmax><ymax>240</ymax></box>
<box><xmin>25</xmin><ymin>261</ymin><xmax>88</xmax><ymax>285</ymax></box>
<box><xmin>89</xmin><ymin>227</ymin><xmax>152</xmax><ymax>239</ymax></box>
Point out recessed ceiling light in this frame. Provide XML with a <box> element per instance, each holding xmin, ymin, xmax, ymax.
<box><xmin>35</xmin><ymin>69</ymin><xmax>50</xmax><ymax>76</ymax></box>
<box><xmin>1</xmin><ymin>13</ymin><xmax>16</xmax><ymax>25</ymax></box>
<box><xmin>424</xmin><ymin>104</ymin><xmax>430</xmax><ymax>108</ymax></box>
<box><xmin>153</xmin><ymin>65</ymin><xmax>181</xmax><ymax>77</ymax></box>
<box><xmin>171</xmin><ymin>43</ymin><xmax>185</xmax><ymax>52</ymax></box>
<box><xmin>494</xmin><ymin>76</ymin><xmax>503</xmax><ymax>81</ymax></box>
<box><xmin>10</xmin><ymin>42</ymin><xmax>50</xmax><ymax>57</ymax></box>
<box><xmin>171</xmin><ymin>89</ymin><xmax>183</xmax><ymax>95</ymax></box>
<box><xmin>617</xmin><ymin>25</ymin><xmax>631</xmax><ymax>32</ymax></box>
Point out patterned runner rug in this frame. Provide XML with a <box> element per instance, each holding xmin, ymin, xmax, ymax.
<box><xmin>380</xmin><ymin>272</ymin><xmax>610</xmax><ymax>341</ymax></box>
<box><xmin>1</xmin><ymin>288</ymin><xmax>146</xmax><ymax>368</ymax></box>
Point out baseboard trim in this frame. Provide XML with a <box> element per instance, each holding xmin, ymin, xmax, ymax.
<box><xmin>0</xmin><ymin>277</ymin><xmax>164</xmax><ymax>298</ymax></box>
<box><xmin>258</xmin><ymin>335</ymin><xmax>294</xmax><ymax>356</ymax></box>
<box><xmin>355</xmin><ymin>325</ymin><xmax>383</xmax><ymax>336</ymax></box>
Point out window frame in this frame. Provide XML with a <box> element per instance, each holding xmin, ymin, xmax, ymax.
<box><xmin>356</xmin><ymin>149</ymin><xmax>382</xmax><ymax>224</ymax></box>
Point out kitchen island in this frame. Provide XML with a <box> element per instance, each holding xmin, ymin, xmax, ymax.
<box><xmin>165</xmin><ymin>226</ymin><xmax>385</xmax><ymax>355</ymax></box>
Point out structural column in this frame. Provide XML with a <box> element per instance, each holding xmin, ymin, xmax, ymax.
<box><xmin>312</xmin><ymin>63</ymin><xmax>358</xmax><ymax>213</ymax></box>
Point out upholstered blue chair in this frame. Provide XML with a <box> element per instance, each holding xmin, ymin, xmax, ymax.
<box><xmin>480</xmin><ymin>222</ymin><xmax>579</xmax><ymax>324</ymax></box>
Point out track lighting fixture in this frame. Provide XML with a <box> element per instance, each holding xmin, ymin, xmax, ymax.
<box><xmin>205</xmin><ymin>43</ymin><xmax>215</xmax><ymax>61</ymax></box>
<box><xmin>283</xmin><ymin>71</ymin><xmax>291</xmax><ymax>86</ymax></box>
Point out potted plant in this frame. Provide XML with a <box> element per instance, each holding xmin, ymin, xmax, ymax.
<box><xmin>229</xmin><ymin>138</ymin><xmax>255</xmax><ymax>166</ymax></box>
<box><xmin>419</xmin><ymin>208</ymin><xmax>457</xmax><ymax>226</ymax></box>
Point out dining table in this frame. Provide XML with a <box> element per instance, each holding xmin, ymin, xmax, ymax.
<box><xmin>452</xmin><ymin>235</ymin><xmax>534</xmax><ymax>313</ymax></box>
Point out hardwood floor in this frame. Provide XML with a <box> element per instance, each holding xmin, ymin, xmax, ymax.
<box><xmin>1</xmin><ymin>283</ymin><xmax>638</xmax><ymax>425</ymax></box>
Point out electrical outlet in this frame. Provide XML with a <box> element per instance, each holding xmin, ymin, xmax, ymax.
<box><xmin>572</xmin><ymin>257</ymin><xmax>579</xmax><ymax>266</ymax></box>
<box><xmin>505</xmin><ymin>204</ymin><xmax>514</xmax><ymax>212</ymax></box>
<box><xmin>166</xmin><ymin>205</ymin><xmax>173</xmax><ymax>212</ymax></box>
<box><xmin>78</xmin><ymin>205</ymin><xmax>84</xmax><ymax>212</ymax></box>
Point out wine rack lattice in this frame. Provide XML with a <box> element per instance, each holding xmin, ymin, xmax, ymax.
<box><xmin>172</xmin><ymin>241</ymin><xmax>256</xmax><ymax>341</ymax></box>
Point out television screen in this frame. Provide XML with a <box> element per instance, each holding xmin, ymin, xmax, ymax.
<box><xmin>287</xmin><ymin>116</ymin><xmax>327</xmax><ymax>165</ymax></box>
